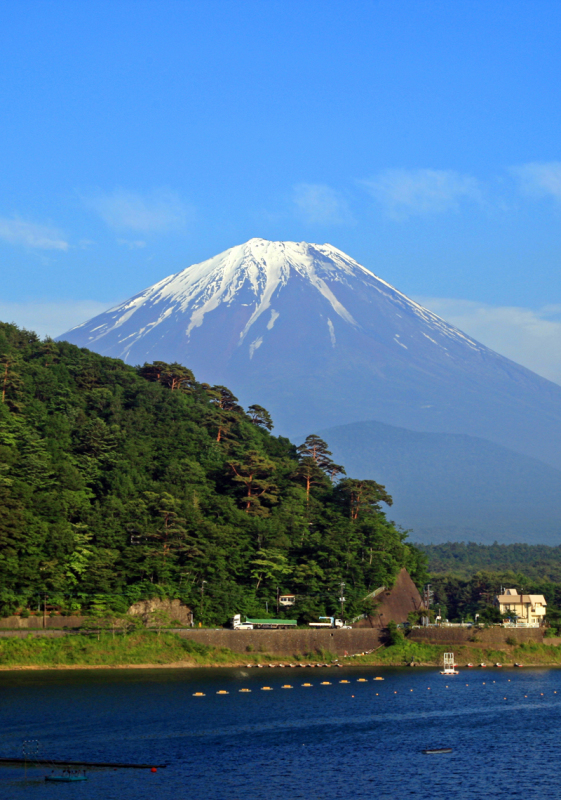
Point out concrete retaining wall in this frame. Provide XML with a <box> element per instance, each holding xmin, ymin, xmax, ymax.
<box><xmin>409</xmin><ymin>626</ymin><xmax>543</xmax><ymax>646</ymax></box>
<box><xmin>176</xmin><ymin>628</ymin><xmax>385</xmax><ymax>657</ymax></box>
<box><xmin>0</xmin><ymin>627</ymin><xmax>385</xmax><ymax>656</ymax></box>
<box><xmin>543</xmin><ymin>636</ymin><xmax>561</xmax><ymax>646</ymax></box>
<box><xmin>0</xmin><ymin>616</ymin><xmax>85</xmax><ymax>629</ymax></box>
<box><xmin>0</xmin><ymin>630</ymin><xmax>70</xmax><ymax>639</ymax></box>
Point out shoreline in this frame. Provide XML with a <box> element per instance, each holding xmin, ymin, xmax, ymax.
<box><xmin>2</xmin><ymin>631</ymin><xmax>561</xmax><ymax>671</ymax></box>
<box><xmin>3</xmin><ymin>658</ymin><xmax>561</xmax><ymax>672</ymax></box>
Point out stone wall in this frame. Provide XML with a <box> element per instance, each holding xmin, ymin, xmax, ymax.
<box><xmin>0</xmin><ymin>616</ymin><xmax>85</xmax><ymax>630</ymax></box>
<box><xmin>0</xmin><ymin>629</ymin><xmax>69</xmax><ymax>639</ymax></box>
<box><xmin>0</xmin><ymin>598</ymin><xmax>194</xmax><ymax>630</ymax></box>
<box><xmin>409</xmin><ymin>626</ymin><xmax>543</xmax><ymax>646</ymax></box>
<box><xmin>128</xmin><ymin>598</ymin><xmax>193</xmax><ymax>627</ymax></box>
<box><xmin>176</xmin><ymin>627</ymin><xmax>385</xmax><ymax>657</ymax></box>
<box><xmin>0</xmin><ymin>626</ymin><xmax>384</xmax><ymax>656</ymax></box>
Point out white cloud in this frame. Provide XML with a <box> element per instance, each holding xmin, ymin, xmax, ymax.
<box><xmin>362</xmin><ymin>168</ymin><xmax>482</xmax><ymax>218</ymax></box>
<box><xmin>293</xmin><ymin>183</ymin><xmax>353</xmax><ymax>224</ymax></box>
<box><xmin>85</xmin><ymin>188</ymin><xmax>192</xmax><ymax>233</ymax></box>
<box><xmin>417</xmin><ymin>296</ymin><xmax>561</xmax><ymax>386</ymax></box>
<box><xmin>511</xmin><ymin>161</ymin><xmax>561</xmax><ymax>200</ymax></box>
<box><xmin>0</xmin><ymin>217</ymin><xmax>69</xmax><ymax>250</ymax></box>
<box><xmin>117</xmin><ymin>238</ymin><xmax>147</xmax><ymax>249</ymax></box>
<box><xmin>0</xmin><ymin>300</ymin><xmax>118</xmax><ymax>339</ymax></box>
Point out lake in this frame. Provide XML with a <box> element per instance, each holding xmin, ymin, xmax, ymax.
<box><xmin>0</xmin><ymin>664</ymin><xmax>559</xmax><ymax>799</ymax></box>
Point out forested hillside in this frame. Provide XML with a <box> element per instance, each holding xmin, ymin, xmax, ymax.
<box><xmin>421</xmin><ymin>542</ymin><xmax>561</xmax><ymax>582</ymax></box>
<box><xmin>420</xmin><ymin>543</ymin><xmax>561</xmax><ymax>628</ymax></box>
<box><xmin>0</xmin><ymin>322</ymin><xmax>425</xmax><ymax>624</ymax></box>
<box><xmin>428</xmin><ymin>571</ymin><xmax>561</xmax><ymax>628</ymax></box>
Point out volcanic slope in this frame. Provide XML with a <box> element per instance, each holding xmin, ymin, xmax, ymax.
<box><xmin>60</xmin><ymin>238</ymin><xmax>561</xmax><ymax>470</ymax></box>
<box><xmin>316</xmin><ymin>420</ymin><xmax>561</xmax><ymax>546</ymax></box>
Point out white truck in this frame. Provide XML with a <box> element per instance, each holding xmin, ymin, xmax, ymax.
<box><xmin>230</xmin><ymin>614</ymin><xmax>254</xmax><ymax>630</ymax></box>
<box><xmin>308</xmin><ymin>616</ymin><xmax>349</xmax><ymax>629</ymax></box>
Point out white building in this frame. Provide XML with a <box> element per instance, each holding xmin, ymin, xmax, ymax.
<box><xmin>495</xmin><ymin>588</ymin><xmax>547</xmax><ymax>627</ymax></box>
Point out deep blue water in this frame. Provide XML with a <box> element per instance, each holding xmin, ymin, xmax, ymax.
<box><xmin>1</xmin><ymin>665</ymin><xmax>560</xmax><ymax>799</ymax></box>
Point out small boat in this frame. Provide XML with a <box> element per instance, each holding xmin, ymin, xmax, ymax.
<box><xmin>495</xmin><ymin>663</ymin><xmax>503</xmax><ymax>668</ymax></box>
<box><xmin>466</xmin><ymin>663</ymin><xmax>475</xmax><ymax>668</ymax></box>
<box><xmin>422</xmin><ymin>748</ymin><xmax>453</xmax><ymax>755</ymax></box>
<box><xmin>440</xmin><ymin>670</ymin><xmax>458</xmax><ymax>675</ymax></box>
<box><xmin>479</xmin><ymin>663</ymin><xmax>487</xmax><ymax>667</ymax></box>
<box><xmin>514</xmin><ymin>663</ymin><xmax>523</xmax><ymax>668</ymax></box>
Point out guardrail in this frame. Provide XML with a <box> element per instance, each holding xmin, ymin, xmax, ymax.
<box><xmin>503</xmin><ymin>622</ymin><xmax>540</xmax><ymax>628</ymax></box>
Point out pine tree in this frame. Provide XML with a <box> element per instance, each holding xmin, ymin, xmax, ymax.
<box><xmin>208</xmin><ymin>385</ymin><xmax>243</xmax><ymax>442</ymax></box>
<box><xmin>227</xmin><ymin>450</ymin><xmax>278</xmax><ymax>515</ymax></box>
<box><xmin>247</xmin><ymin>404</ymin><xmax>274</xmax><ymax>430</ymax></box>
<box><xmin>338</xmin><ymin>478</ymin><xmax>393</xmax><ymax>520</ymax></box>
<box><xmin>139</xmin><ymin>361</ymin><xmax>196</xmax><ymax>392</ymax></box>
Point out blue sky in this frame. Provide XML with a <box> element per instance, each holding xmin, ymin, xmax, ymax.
<box><xmin>2</xmin><ymin>0</ymin><xmax>561</xmax><ymax>382</ymax></box>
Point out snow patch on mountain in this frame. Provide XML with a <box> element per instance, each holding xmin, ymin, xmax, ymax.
<box><xmin>267</xmin><ymin>309</ymin><xmax>279</xmax><ymax>330</ymax></box>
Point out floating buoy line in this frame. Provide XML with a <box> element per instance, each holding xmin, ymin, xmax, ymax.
<box><xmin>190</xmin><ymin>678</ymin><xmax>561</xmax><ymax>700</ymax></box>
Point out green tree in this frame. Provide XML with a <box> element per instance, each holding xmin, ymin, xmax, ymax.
<box><xmin>292</xmin><ymin>456</ymin><xmax>328</xmax><ymax>505</ymax></box>
<box><xmin>146</xmin><ymin>609</ymin><xmax>173</xmax><ymax>636</ymax></box>
<box><xmin>227</xmin><ymin>450</ymin><xmax>278</xmax><ymax>515</ymax></box>
<box><xmin>0</xmin><ymin>353</ymin><xmax>24</xmax><ymax>411</ymax></box>
<box><xmin>139</xmin><ymin>361</ymin><xmax>196</xmax><ymax>392</ymax></box>
<box><xmin>208</xmin><ymin>386</ymin><xmax>243</xmax><ymax>442</ymax></box>
<box><xmin>338</xmin><ymin>478</ymin><xmax>393</xmax><ymax>520</ymax></box>
<box><xmin>250</xmin><ymin>548</ymin><xmax>291</xmax><ymax>591</ymax></box>
<box><xmin>247</xmin><ymin>404</ymin><xmax>274</xmax><ymax>430</ymax></box>
<box><xmin>143</xmin><ymin>492</ymin><xmax>199</xmax><ymax>580</ymax></box>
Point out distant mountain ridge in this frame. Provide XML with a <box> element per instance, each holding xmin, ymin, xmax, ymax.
<box><xmin>315</xmin><ymin>420</ymin><xmax>561</xmax><ymax>546</ymax></box>
<box><xmin>59</xmin><ymin>238</ymin><xmax>561</xmax><ymax>474</ymax></box>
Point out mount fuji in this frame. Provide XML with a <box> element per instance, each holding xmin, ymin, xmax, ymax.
<box><xmin>60</xmin><ymin>238</ymin><xmax>561</xmax><ymax>475</ymax></box>
<box><xmin>59</xmin><ymin>237</ymin><xmax>561</xmax><ymax>543</ymax></box>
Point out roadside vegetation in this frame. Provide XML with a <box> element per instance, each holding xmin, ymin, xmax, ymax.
<box><xmin>0</xmin><ymin>631</ymin><xmax>259</xmax><ymax>668</ymax></box>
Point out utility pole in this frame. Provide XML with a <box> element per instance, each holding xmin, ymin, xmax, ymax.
<box><xmin>339</xmin><ymin>582</ymin><xmax>345</xmax><ymax>622</ymax></box>
<box><xmin>200</xmin><ymin>580</ymin><xmax>207</xmax><ymax>625</ymax></box>
<box><xmin>276</xmin><ymin>586</ymin><xmax>280</xmax><ymax>616</ymax></box>
<box><xmin>43</xmin><ymin>594</ymin><xmax>47</xmax><ymax>630</ymax></box>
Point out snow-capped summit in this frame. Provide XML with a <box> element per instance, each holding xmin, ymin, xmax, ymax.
<box><xmin>60</xmin><ymin>238</ymin><xmax>561</xmax><ymax>471</ymax></box>
<box><xmin>64</xmin><ymin>237</ymin><xmax>483</xmax><ymax>363</ymax></box>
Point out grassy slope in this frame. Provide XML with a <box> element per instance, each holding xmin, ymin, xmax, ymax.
<box><xmin>347</xmin><ymin>640</ymin><xmax>561</xmax><ymax>666</ymax></box>
<box><xmin>0</xmin><ymin>632</ymin><xmax>250</xmax><ymax>668</ymax></box>
<box><xmin>3</xmin><ymin>633</ymin><xmax>561</xmax><ymax>668</ymax></box>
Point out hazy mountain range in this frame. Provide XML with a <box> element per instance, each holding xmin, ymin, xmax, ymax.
<box><xmin>314</xmin><ymin>420</ymin><xmax>561</xmax><ymax>545</ymax></box>
<box><xmin>59</xmin><ymin>238</ymin><xmax>561</xmax><ymax>544</ymax></box>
